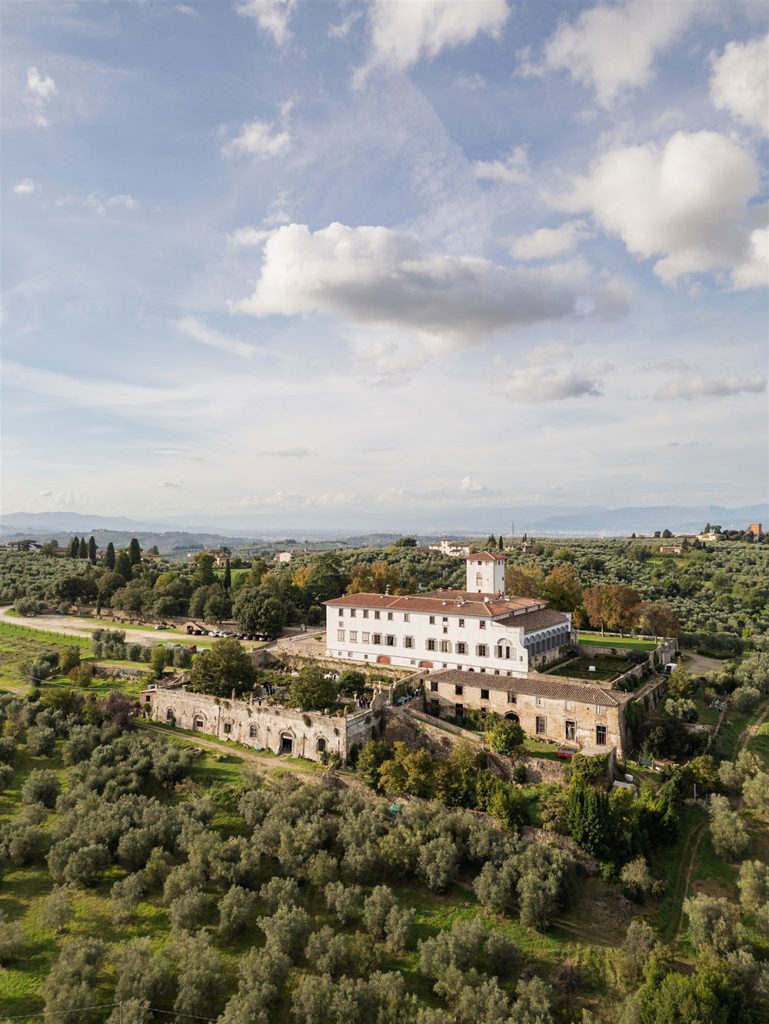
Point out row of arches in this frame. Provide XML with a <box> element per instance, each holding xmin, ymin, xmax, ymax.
<box><xmin>161</xmin><ymin>706</ymin><xmax>329</xmax><ymax>757</ymax></box>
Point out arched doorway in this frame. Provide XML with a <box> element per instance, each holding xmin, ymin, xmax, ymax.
<box><xmin>165</xmin><ymin>707</ymin><xmax>175</xmax><ymax>724</ymax></box>
<box><xmin>193</xmin><ymin>715</ymin><xmax>204</xmax><ymax>731</ymax></box>
<box><xmin>317</xmin><ymin>737</ymin><xmax>327</xmax><ymax>755</ymax></box>
<box><xmin>279</xmin><ymin>732</ymin><xmax>294</xmax><ymax>755</ymax></box>
<box><xmin>505</xmin><ymin>712</ymin><xmax>520</xmax><ymax>723</ymax></box>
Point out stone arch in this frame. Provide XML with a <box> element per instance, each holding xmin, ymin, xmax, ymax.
<box><xmin>317</xmin><ymin>737</ymin><xmax>327</xmax><ymax>754</ymax></box>
<box><xmin>249</xmin><ymin>723</ymin><xmax>258</xmax><ymax>739</ymax></box>
<box><xmin>279</xmin><ymin>731</ymin><xmax>295</xmax><ymax>755</ymax></box>
<box><xmin>505</xmin><ymin>712</ymin><xmax>520</xmax><ymax>723</ymax></box>
<box><xmin>165</xmin><ymin>707</ymin><xmax>175</xmax><ymax>723</ymax></box>
<box><xmin>192</xmin><ymin>714</ymin><xmax>205</xmax><ymax>731</ymax></box>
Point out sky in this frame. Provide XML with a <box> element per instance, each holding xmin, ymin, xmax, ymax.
<box><xmin>2</xmin><ymin>0</ymin><xmax>768</xmax><ymax>527</ymax></box>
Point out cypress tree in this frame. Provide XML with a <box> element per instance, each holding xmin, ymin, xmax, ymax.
<box><xmin>115</xmin><ymin>551</ymin><xmax>133</xmax><ymax>581</ymax></box>
<box><xmin>223</xmin><ymin>560</ymin><xmax>232</xmax><ymax>590</ymax></box>
<box><xmin>78</xmin><ymin>537</ymin><xmax>88</xmax><ymax>559</ymax></box>
<box><xmin>498</xmin><ymin>534</ymin><xmax>504</xmax><ymax>550</ymax></box>
<box><xmin>105</xmin><ymin>542</ymin><xmax>116</xmax><ymax>570</ymax></box>
<box><xmin>68</xmin><ymin>537</ymin><xmax>79</xmax><ymax>558</ymax></box>
<box><xmin>87</xmin><ymin>536</ymin><xmax>97</xmax><ymax>564</ymax></box>
<box><xmin>128</xmin><ymin>538</ymin><xmax>142</xmax><ymax>565</ymax></box>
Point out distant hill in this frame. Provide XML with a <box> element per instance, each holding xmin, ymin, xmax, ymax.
<box><xmin>1</xmin><ymin>503</ymin><xmax>766</xmax><ymax>541</ymax></box>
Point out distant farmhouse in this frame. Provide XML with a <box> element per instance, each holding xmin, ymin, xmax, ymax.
<box><xmin>428</xmin><ymin>539</ymin><xmax>471</xmax><ymax>557</ymax></box>
<box><xmin>325</xmin><ymin>552</ymin><xmax>572</xmax><ymax>675</ymax></box>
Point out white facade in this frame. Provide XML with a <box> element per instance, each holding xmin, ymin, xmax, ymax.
<box><xmin>428</xmin><ymin>540</ymin><xmax>471</xmax><ymax>557</ymax></box>
<box><xmin>325</xmin><ymin>552</ymin><xmax>572</xmax><ymax>676</ymax></box>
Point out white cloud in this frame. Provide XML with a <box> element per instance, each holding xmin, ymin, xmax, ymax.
<box><xmin>731</xmin><ymin>228</ymin><xmax>769</xmax><ymax>290</ymax></box>
<box><xmin>538</xmin><ymin>0</ymin><xmax>695</xmax><ymax>107</ymax></box>
<box><xmin>13</xmin><ymin>178</ymin><xmax>39</xmax><ymax>195</ymax></box>
<box><xmin>233</xmin><ymin>222</ymin><xmax>627</xmax><ymax>352</ymax></box>
<box><xmin>84</xmin><ymin>193</ymin><xmax>137</xmax><ymax>216</ymax></box>
<box><xmin>655</xmin><ymin>375</ymin><xmax>767</xmax><ymax>400</ymax></box>
<box><xmin>175</xmin><ymin>4</ymin><xmax>199</xmax><ymax>16</ymax></box>
<box><xmin>328</xmin><ymin>8</ymin><xmax>363</xmax><ymax>40</ymax></box>
<box><xmin>221</xmin><ymin>118</ymin><xmax>291</xmax><ymax>159</ymax></box>
<box><xmin>710</xmin><ymin>34</ymin><xmax>769</xmax><ymax>134</ymax></box>
<box><xmin>260</xmin><ymin>447</ymin><xmax>313</xmax><ymax>458</ymax></box>
<box><xmin>228</xmin><ymin>226</ymin><xmax>273</xmax><ymax>247</ymax></box>
<box><xmin>473</xmin><ymin>145</ymin><xmax>529</xmax><ymax>184</ymax></box>
<box><xmin>26</xmin><ymin>66</ymin><xmax>56</xmax><ymax>127</ymax></box>
<box><xmin>555</xmin><ymin>130</ymin><xmax>762</xmax><ymax>284</ymax></box>
<box><xmin>27</xmin><ymin>66</ymin><xmax>56</xmax><ymax>99</ymax></box>
<box><xmin>359</xmin><ymin>0</ymin><xmax>508</xmax><ymax>79</ymax></box>
<box><xmin>236</xmin><ymin>0</ymin><xmax>297</xmax><ymax>45</ymax></box>
<box><xmin>498</xmin><ymin>365</ymin><xmax>605</xmax><ymax>402</ymax></box>
<box><xmin>173</xmin><ymin>316</ymin><xmax>257</xmax><ymax>359</ymax></box>
<box><xmin>159</xmin><ymin>478</ymin><xmax>185</xmax><ymax>488</ymax></box>
<box><xmin>459</xmin><ymin>475</ymin><xmax>487</xmax><ymax>492</ymax></box>
<box><xmin>510</xmin><ymin>220</ymin><xmax>592</xmax><ymax>261</ymax></box>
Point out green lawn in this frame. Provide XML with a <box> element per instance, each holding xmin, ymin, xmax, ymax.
<box><xmin>576</xmin><ymin>633</ymin><xmax>656</xmax><ymax>651</ymax></box>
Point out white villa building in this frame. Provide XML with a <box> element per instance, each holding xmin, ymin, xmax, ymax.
<box><xmin>325</xmin><ymin>552</ymin><xmax>572</xmax><ymax>676</ymax></box>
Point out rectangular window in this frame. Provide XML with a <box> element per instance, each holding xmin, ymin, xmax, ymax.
<box><xmin>596</xmin><ymin>725</ymin><xmax>607</xmax><ymax>746</ymax></box>
<box><xmin>455</xmin><ymin>683</ymin><xmax>464</xmax><ymax>695</ymax></box>
<box><xmin>479</xmin><ymin>620</ymin><xmax>486</xmax><ymax>630</ymax></box>
<box><xmin>404</xmin><ymin>613</ymin><xmax>410</xmax><ymax>622</ymax></box>
<box><xmin>507</xmin><ymin>692</ymin><xmax>516</xmax><ymax>704</ymax></box>
<box><xmin>565</xmin><ymin>720</ymin><xmax>576</xmax><ymax>741</ymax></box>
<box><xmin>476</xmin><ymin>644</ymin><xmax>488</xmax><ymax>657</ymax></box>
<box><xmin>439</xmin><ymin>640</ymin><xmax>452</xmax><ymax>653</ymax></box>
<box><xmin>387</xmin><ymin>612</ymin><xmax>393</xmax><ymax>621</ymax></box>
<box><xmin>337</xmin><ymin>630</ymin><xmax>345</xmax><ymax>642</ymax></box>
<box><xmin>442</xmin><ymin>616</ymin><xmax>448</xmax><ymax>623</ymax></box>
<box><xmin>458</xmin><ymin>618</ymin><xmax>465</xmax><ymax>628</ymax></box>
<box><xmin>349</xmin><ymin>631</ymin><xmax>358</xmax><ymax>642</ymax></box>
<box><xmin>338</xmin><ymin>608</ymin><xmax>344</xmax><ymax>617</ymax></box>
<box><xmin>372</xmin><ymin>633</ymin><xmax>381</xmax><ymax>645</ymax></box>
<box><xmin>443</xmin><ymin>627</ymin><xmax>448</xmax><ymax>635</ymax></box>
<box><xmin>429</xmin><ymin>615</ymin><xmax>436</xmax><ymax>625</ymax></box>
<box><xmin>404</xmin><ymin>636</ymin><xmax>414</xmax><ymax>649</ymax></box>
<box><xmin>426</xmin><ymin>638</ymin><xmax>436</xmax><ymax>651</ymax></box>
<box><xmin>350</xmin><ymin>609</ymin><xmax>356</xmax><ymax>618</ymax></box>
<box><xmin>430</xmin><ymin>680</ymin><xmax>438</xmax><ymax>692</ymax></box>
<box><xmin>456</xmin><ymin>642</ymin><xmax>467</xmax><ymax>655</ymax></box>
<box><xmin>374</xmin><ymin>611</ymin><xmax>380</xmax><ymax>620</ymax></box>
<box><xmin>596</xmin><ymin>704</ymin><xmax>605</xmax><ymax>715</ymax></box>
<box><xmin>362</xmin><ymin>632</ymin><xmax>370</xmax><ymax>643</ymax></box>
<box><xmin>223</xmin><ymin>723</ymin><xmax>232</xmax><ymax>734</ymax></box>
<box><xmin>386</xmin><ymin>634</ymin><xmax>396</xmax><ymax>647</ymax></box>
<box><xmin>480</xmin><ymin>688</ymin><xmax>489</xmax><ymax>700</ymax></box>
<box><xmin>536</xmin><ymin>716</ymin><xmax>546</xmax><ymax>736</ymax></box>
<box><xmin>363</xmin><ymin>609</ymin><xmax>369</xmax><ymax>619</ymax></box>
<box><xmin>536</xmin><ymin>697</ymin><xmax>544</xmax><ymax>707</ymax></box>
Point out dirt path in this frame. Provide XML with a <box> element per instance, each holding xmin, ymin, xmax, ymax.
<box><xmin>0</xmin><ymin>606</ymin><xmax>192</xmax><ymax>646</ymax></box>
<box><xmin>737</xmin><ymin>695</ymin><xmax>769</xmax><ymax>754</ymax></box>
<box><xmin>672</xmin><ymin>818</ymin><xmax>708</xmax><ymax>944</ymax></box>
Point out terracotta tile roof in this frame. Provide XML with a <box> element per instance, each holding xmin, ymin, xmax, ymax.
<box><xmin>429</xmin><ymin>668</ymin><xmax>633</xmax><ymax>706</ymax></box>
<box><xmin>464</xmin><ymin>551</ymin><xmax>507</xmax><ymax>561</ymax></box>
<box><xmin>495</xmin><ymin>607</ymin><xmax>571</xmax><ymax>634</ymax></box>
<box><xmin>325</xmin><ymin>588</ymin><xmax>543</xmax><ymax>618</ymax></box>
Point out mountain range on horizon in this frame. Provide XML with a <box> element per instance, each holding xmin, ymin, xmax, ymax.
<box><xmin>1</xmin><ymin>503</ymin><xmax>765</xmax><ymax>543</ymax></box>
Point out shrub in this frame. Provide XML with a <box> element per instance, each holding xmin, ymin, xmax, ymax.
<box><xmin>169</xmin><ymin>889</ymin><xmax>212</xmax><ymax>933</ymax></box>
<box><xmin>21</xmin><ymin>769</ymin><xmax>60</xmax><ymax>808</ymax></box>
<box><xmin>26</xmin><ymin>725</ymin><xmax>56</xmax><ymax>756</ymax></box>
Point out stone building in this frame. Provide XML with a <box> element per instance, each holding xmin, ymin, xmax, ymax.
<box><xmin>325</xmin><ymin>551</ymin><xmax>572</xmax><ymax>676</ymax></box>
<box><xmin>141</xmin><ymin>685</ymin><xmax>382</xmax><ymax>763</ymax></box>
<box><xmin>423</xmin><ymin>668</ymin><xmax>631</xmax><ymax>757</ymax></box>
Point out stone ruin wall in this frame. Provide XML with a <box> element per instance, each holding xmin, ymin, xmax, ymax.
<box><xmin>141</xmin><ymin>686</ymin><xmax>381</xmax><ymax>764</ymax></box>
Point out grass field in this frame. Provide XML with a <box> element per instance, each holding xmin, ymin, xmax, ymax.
<box><xmin>576</xmin><ymin>633</ymin><xmax>656</xmax><ymax>651</ymax></box>
<box><xmin>0</xmin><ymin>623</ymin><xmax>92</xmax><ymax>692</ymax></box>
